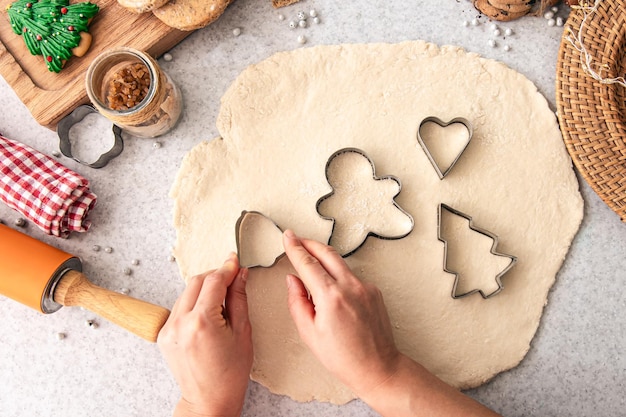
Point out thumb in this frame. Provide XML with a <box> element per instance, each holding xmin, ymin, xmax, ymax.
<box><xmin>225</xmin><ymin>268</ymin><xmax>250</xmax><ymax>334</ymax></box>
<box><xmin>286</xmin><ymin>274</ymin><xmax>315</xmax><ymax>337</ymax></box>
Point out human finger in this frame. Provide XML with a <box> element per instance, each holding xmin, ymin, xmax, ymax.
<box><xmin>225</xmin><ymin>267</ymin><xmax>250</xmax><ymax>334</ymax></box>
<box><xmin>195</xmin><ymin>253</ymin><xmax>240</xmax><ymax>312</ymax></box>
<box><xmin>285</xmin><ymin>274</ymin><xmax>315</xmax><ymax>338</ymax></box>
<box><xmin>283</xmin><ymin>230</ymin><xmax>335</xmax><ymax>294</ymax></box>
<box><xmin>298</xmin><ymin>237</ymin><xmax>356</xmax><ymax>284</ymax></box>
<box><xmin>174</xmin><ymin>272</ymin><xmax>209</xmax><ymax>314</ymax></box>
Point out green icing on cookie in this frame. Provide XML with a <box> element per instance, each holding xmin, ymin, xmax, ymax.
<box><xmin>6</xmin><ymin>0</ymin><xmax>99</xmax><ymax>73</ymax></box>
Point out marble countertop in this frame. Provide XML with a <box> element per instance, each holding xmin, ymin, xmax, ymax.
<box><xmin>1</xmin><ymin>1</ymin><xmax>625</xmax><ymax>416</ymax></box>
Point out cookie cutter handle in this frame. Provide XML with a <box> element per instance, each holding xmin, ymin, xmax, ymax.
<box><xmin>57</xmin><ymin>105</ymin><xmax>124</xmax><ymax>169</ymax></box>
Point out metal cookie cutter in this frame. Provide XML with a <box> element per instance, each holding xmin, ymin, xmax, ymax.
<box><xmin>437</xmin><ymin>203</ymin><xmax>517</xmax><ymax>299</ymax></box>
<box><xmin>57</xmin><ymin>105</ymin><xmax>124</xmax><ymax>169</ymax></box>
<box><xmin>316</xmin><ymin>148</ymin><xmax>415</xmax><ymax>258</ymax></box>
<box><xmin>235</xmin><ymin>210</ymin><xmax>286</xmax><ymax>268</ymax></box>
<box><xmin>417</xmin><ymin>117</ymin><xmax>473</xmax><ymax>180</ymax></box>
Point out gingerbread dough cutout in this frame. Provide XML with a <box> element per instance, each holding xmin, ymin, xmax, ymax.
<box><xmin>235</xmin><ymin>211</ymin><xmax>285</xmax><ymax>268</ymax></box>
<box><xmin>316</xmin><ymin>148</ymin><xmax>414</xmax><ymax>257</ymax></box>
<box><xmin>171</xmin><ymin>41</ymin><xmax>583</xmax><ymax>404</ymax></box>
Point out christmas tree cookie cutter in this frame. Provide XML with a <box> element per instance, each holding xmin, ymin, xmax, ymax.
<box><xmin>437</xmin><ymin>203</ymin><xmax>517</xmax><ymax>299</ymax></box>
<box><xmin>57</xmin><ymin>105</ymin><xmax>124</xmax><ymax>169</ymax></box>
<box><xmin>316</xmin><ymin>148</ymin><xmax>414</xmax><ymax>257</ymax></box>
<box><xmin>417</xmin><ymin>117</ymin><xmax>473</xmax><ymax>180</ymax></box>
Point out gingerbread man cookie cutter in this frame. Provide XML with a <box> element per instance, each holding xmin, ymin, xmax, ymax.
<box><xmin>316</xmin><ymin>148</ymin><xmax>414</xmax><ymax>257</ymax></box>
<box><xmin>437</xmin><ymin>203</ymin><xmax>517</xmax><ymax>299</ymax></box>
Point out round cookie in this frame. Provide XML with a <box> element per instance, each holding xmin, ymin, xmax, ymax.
<box><xmin>171</xmin><ymin>41</ymin><xmax>583</xmax><ymax>404</ymax></box>
<box><xmin>152</xmin><ymin>0</ymin><xmax>232</xmax><ymax>31</ymax></box>
<box><xmin>487</xmin><ymin>0</ymin><xmax>534</xmax><ymax>13</ymax></box>
<box><xmin>473</xmin><ymin>0</ymin><xmax>530</xmax><ymax>20</ymax></box>
<box><xmin>118</xmin><ymin>0</ymin><xmax>169</xmax><ymax>14</ymax></box>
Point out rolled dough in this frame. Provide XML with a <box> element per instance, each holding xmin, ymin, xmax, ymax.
<box><xmin>171</xmin><ymin>41</ymin><xmax>583</xmax><ymax>404</ymax></box>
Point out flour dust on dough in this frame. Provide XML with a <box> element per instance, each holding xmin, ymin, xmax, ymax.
<box><xmin>171</xmin><ymin>41</ymin><xmax>584</xmax><ymax>405</ymax></box>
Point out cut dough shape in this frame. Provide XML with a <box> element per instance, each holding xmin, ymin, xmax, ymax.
<box><xmin>171</xmin><ymin>41</ymin><xmax>584</xmax><ymax>404</ymax></box>
<box><xmin>316</xmin><ymin>148</ymin><xmax>414</xmax><ymax>256</ymax></box>
<box><xmin>236</xmin><ymin>211</ymin><xmax>284</xmax><ymax>268</ymax></box>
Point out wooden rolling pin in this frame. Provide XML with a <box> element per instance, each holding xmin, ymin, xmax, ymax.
<box><xmin>0</xmin><ymin>224</ymin><xmax>169</xmax><ymax>342</ymax></box>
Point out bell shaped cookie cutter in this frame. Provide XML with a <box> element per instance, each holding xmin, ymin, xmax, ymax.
<box><xmin>417</xmin><ymin>116</ymin><xmax>473</xmax><ymax>180</ymax></box>
<box><xmin>235</xmin><ymin>210</ymin><xmax>286</xmax><ymax>268</ymax></box>
<box><xmin>316</xmin><ymin>148</ymin><xmax>414</xmax><ymax>257</ymax></box>
<box><xmin>437</xmin><ymin>203</ymin><xmax>517</xmax><ymax>299</ymax></box>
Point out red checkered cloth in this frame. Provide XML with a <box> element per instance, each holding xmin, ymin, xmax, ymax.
<box><xmin>0</xmin><ymin>135</ymin><xmax>97</xmax><ymax>238</ymax></box>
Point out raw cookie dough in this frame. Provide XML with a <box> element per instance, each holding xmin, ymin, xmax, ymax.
<box><xmin>171</xmin><ymin>41</ymin><xmax>583</xmax><ymax>404</ymax></box>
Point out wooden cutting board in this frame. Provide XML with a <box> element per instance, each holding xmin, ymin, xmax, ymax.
<box><xmin>0</xmin><ymin>0</ymin><xmax>192</xmax><ymax>129</ymax></box>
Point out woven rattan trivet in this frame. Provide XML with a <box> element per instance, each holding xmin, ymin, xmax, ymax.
<box><xmin>556</xmin><ymin>0</ymin><xmax>626</xmax><ymax>222</ymax></box>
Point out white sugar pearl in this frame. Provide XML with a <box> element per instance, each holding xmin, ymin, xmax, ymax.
<box><xmin>120</xmin><ymin>288</ymin><xmax>130</xmax><ymax>295</ymax></box>
<box><xmin>123</xmin><ymin>267</ymin><xmax>132</xmax><ymax>276</ymax></box>
<box><xmin>288</xmin><ymin>20</ymin><xmax>297</xmax><ymax>29</ymax></box>
<box><xmin>544</xmin><ymin>11</ymin><xmax>555</xmax><ymax>19</ymax></box>
<box><xmin>297</xmin><ymin>11</ymin><xmax>306</xmax><ymax>20</ymax></box>
<box><xmin>92</xmin><ymin>245</ymin><xmax>100</xmax><ymax>252</ymax></box>
<box><xmin>131</xmin><ymin>259</ymin><xmax>140</xmax><ymax>266</ymax></box>
<box><xmin>313</xmin><ymin>17</ymin><xmax>320</xmax><ymax>24</ymax></box>
<box><xmin>551</xmin><ymin>6</ymin><xmax>558</xmax><ymax>12</ymax></box>
<box><xmin>504</xmin><ymin>45</ymin><xmax>511</xmax><ymax>52</ymax></box>
<box><xmin>232</xmin><ymin>27</ymin><xmax>241</xmax><ymax>36</ymax></box>
<box><xmin>104</xmin><ymin>246</ymin><xmax>113</xmax><ymax>253</ymax></box>
<box><xmin>490</xmin><ymin>23</ymin><xmax>498</xmax><ymax>30</ymax></box>
<box><xmin>504</xmin><ymin>28</ymin><xmax>513</xmax><ymax>36</ymax></box>
<box><xmin>462</xmin><ymin>20</ymin><xmax>469</xmax><ymax>27</ymax></box>
<box><xmin>52</xmin><ymin>150</ymin><xmax>61</xmax><ymax>157</ymax></box>
<box><xmin>488</xmin><ymin>39</ymin><xmax>497</xmax><ymax>48</ymax></box>
<box><xmin>309</xmin><ymin>9</ymin><xmax>317</xmax><ymax>17</ymax></box>
<box><xmin>298</xmin><ymin>19</ymin><xmax>307</xmax><ymax>28</ymax></box>
<box><xmin>56</xmin><ymin>332</ymin><xmax>66</xmax><ymax>340</ymax></box>
<box><xmin>493</xmin><ymin>28</ymin><xmax>501</xmax><ymax>36</ymax></box>
<box><xmin>547</xmin><ymin>18</ymin><xmax>556</xmax><ymax>26</ymax></box>
<box><xmin>152</xmin><ymin>141</ymin><xmax>162</xmax><ymax>149</ymax></box>
<box><xmin>163</xmin><ymin>53</ymin><xmax>173</xmax><ymax>62</ymax></box>
<box><xmin>85</xmin><ymin>320</ymin><xmax>98</xmax><ymax>329</ymax></box>
<box><xmin>297</xmin><ymin>35</ymin><xmax>306</xmax><ymax>44</ymax></box>
<box><xmin>14</xmin><ymin>218</ymin><xmax>26</xmax><ymax>227</ymax></box>
<box><xmin>278</xmin><ymin>13</ymin><xmax>285</xmax><ymax>21</ymax></box>
<box><xmin>556</xmin><ymin>17</ymin><xmax>564</xmax><ymax>26</ymax></box>
<box><xmin>471</xmin><ymin>18</ymin><xmax>479</xmax><ymax>26</ymax></box>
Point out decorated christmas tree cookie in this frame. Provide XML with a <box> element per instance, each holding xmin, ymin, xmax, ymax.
<box><xmin>6</xmin><ymin>0</ymin><xmax>99</xmax><ymax>73</ymax></box>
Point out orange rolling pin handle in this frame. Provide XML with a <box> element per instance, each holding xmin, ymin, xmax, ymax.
<box><xmin>53</xmin><ymin>270</ymin><xmax>170</xmax><ymax>343</ymax></box>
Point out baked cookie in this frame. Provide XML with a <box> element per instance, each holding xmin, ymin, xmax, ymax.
<box><xmin>272</xmin><ymin>0</ymin><xmax>300</xmax><ymax>7</ymax></box>
<box><xmin>153</xmin><ymin>0</ymin><xmax>232</xmax><ymax>31</ymax></box>
<box><xmin>118</xmin><ymin>0</ymin><xmax>169</xmax><ymax>14</ymax></box>
<box><xmin>487</xmin><ymin>0</ymin><xmax>534</xmax><ymax>13</ymax></box>
<box><xmin>473</xmin><ymin>0</ymin><xmax>530</xmax><ymax>21</ymax></box>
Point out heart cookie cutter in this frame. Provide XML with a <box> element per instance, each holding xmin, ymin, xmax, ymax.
<box><xmin>316</xmin><ymin>148</ymin><xmax>414</xmax><ymax>257</ymax></box>
<box><xmin>417</xmin><ymin>117</ymin><xmax>473</xmax><ymax>180</ymax></box>
<box><xmin>437</xmin><ymin>203</ymin><xmax>517</xmax><ymax>299</ymax></box>
<box><xmin>57</xmin><ymin>105</ymin><xmax>124</xmax><ymax>169</ymax></box>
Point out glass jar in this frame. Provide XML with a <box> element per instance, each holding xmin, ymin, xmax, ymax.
<box><xmin>85</xmin><ymin>47</ymin><xmax>182</xmax><ymax>138</ymax></box>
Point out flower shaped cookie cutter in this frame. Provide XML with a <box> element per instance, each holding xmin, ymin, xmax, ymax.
<box><xmin>57</xmin><ymin>105</ymin><xmax>124</xmax><ymax>169</ymax></box>
<box><xmin>316</xmin><ymin>147</ymin><xmax>414</xmax><ymax>257</ymax></box>
<box><xmin>437</xmin><ymin>203</ymin><xmax>517</xmax><ymax>299</ymax></box>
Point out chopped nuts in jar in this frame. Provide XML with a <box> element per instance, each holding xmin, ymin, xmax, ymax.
<box><xmin>106</xmin><ymin>63</ymin><xmax>151</xmax><ymax>110</ymax></box>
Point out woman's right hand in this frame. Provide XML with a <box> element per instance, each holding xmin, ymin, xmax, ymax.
<box><xmin>282</xmin><ymin>229</ymin><xmax>402</xmax><ymax>398</ymax></box>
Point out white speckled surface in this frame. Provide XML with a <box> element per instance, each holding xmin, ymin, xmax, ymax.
<box><xmin>1</xmin><ymin>1</ymin><xmax>625</xmax><ymax>416</ymax></box>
